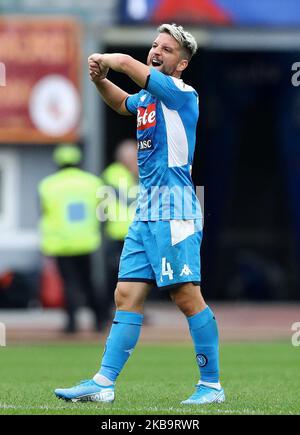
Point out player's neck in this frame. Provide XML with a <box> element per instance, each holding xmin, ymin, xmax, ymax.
<box><xmin>171</xmin><ymin>72</ymin><xmax>182</xmax><ymax>80</ymax></box>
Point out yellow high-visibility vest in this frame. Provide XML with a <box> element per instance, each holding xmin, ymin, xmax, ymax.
<box><xmin>38</xmin><ymin>168</ymin><xmax>101</xmax><ymax>256</ymax></box>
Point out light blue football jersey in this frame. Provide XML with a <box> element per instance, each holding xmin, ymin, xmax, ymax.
<box><xmin>125</xmin><ymin>67</ymin><xmax>202</xmax><ymax>221</ymax></box>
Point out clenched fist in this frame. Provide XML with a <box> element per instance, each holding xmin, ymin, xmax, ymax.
<box><xmin>88</xmin><ymin>53</ymin><xmax>109</xmax><ymax>82</ymax></box>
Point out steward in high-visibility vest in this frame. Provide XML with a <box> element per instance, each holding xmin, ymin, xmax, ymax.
<box><xmin>38</xmin><ymin>143</ymin><xmax>105</xmax><ymax>333</ymax></box>
<box><xmin>38</xmin><ymin>144</ymin><xmax>101</xmax><ymax>256</ymax></box>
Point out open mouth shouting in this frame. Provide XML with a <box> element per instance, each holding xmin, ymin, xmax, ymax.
<box><xmin>151</xmin><ymin>58</ymin><xmax>163</xmax><ymax>68</ymax></box>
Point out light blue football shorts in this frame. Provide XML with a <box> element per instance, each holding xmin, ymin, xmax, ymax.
<box><xmin>118</xmin><ymin>219</ymin><xmax>202</xmax><ymax>289</ymax></box>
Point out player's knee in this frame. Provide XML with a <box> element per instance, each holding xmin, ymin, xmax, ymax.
<box><xmin>176</xmin><ymin>299</ymin><xmax>197</xmax><ymax>317</ymax></box>
<box><xmin>170</xmin><ymin>284</ymin><xmax>205</xmax><ymax>317</ymax></box>
<box><xmin>114</xmin><ymin>282</ymin><xmax>149</xmax><ymax>312</ymax></box>
<box><xmin>114</xmin><ymin>283</ymin><xmax>137</xmax><ymax>311</ymax></box>
<box><xmin>114</xmin><ymin>284</ymin><xmax>128</xmax><ymax>309</ymax></box>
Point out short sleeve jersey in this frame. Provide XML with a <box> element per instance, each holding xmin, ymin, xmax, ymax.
<box><xmin>125</xmin><ymin>67</ymin><xmax>201</xmax><ymax>221</ymax></box>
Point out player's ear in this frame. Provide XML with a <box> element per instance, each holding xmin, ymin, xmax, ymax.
<box><xmin>177</xmin><ymin>59</ymin><xmax>188</xmax><ymax>72</ymax></box>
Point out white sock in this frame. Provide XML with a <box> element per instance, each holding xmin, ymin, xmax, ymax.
<box><xmin>199</xmin><ymin>380</ymin><xmax>221</xmax><ymax>390</ymax></box>
<box><xmin>93</xmin><ymin>373</ymin><xmax>114</xmax><ymax>387</ymax></box>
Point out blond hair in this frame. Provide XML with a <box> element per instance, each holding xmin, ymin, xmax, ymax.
<box><xmin>158</xmin><ymin>23</ymin><xmax>197</xmax><ymax>60</ymax></box>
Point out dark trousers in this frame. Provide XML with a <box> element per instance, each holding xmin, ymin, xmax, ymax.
<box><xmin>56</xmin><ymin>254</ymin><xmax>105</xmax><ymax>331</ymax></box>
<box><xmin>104</xmin><ymin>239</ymin><xmax>124</xmax><ymax>310</ymax></box>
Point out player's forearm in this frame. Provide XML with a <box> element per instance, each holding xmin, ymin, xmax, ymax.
<box><xmin>100</xmin><ymin>53</ymin><xmax>130</xmax><ymax>74</ymax></box>
<box><xmin>100</xmin><ymin>54</ymin><xmax>150</xmax><ymax>88</ymax></box>
<box><xmin>93</xmin><ymin>78</ymin><xmax>129</xmax><ymax>114</ymax></box>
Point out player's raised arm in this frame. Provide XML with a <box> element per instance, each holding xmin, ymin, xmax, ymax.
<box><xmin>88</xmin><ymin>53</ymin><xmax>150</xmax><ymax>115</ymax></box>
<box><xmin>93</xmin><ymin>78</ymin><xmax>132</xmax><ymax>116</ymax></box>
<box><xmin>91</xmin><ymin>53</ymin><xmax>150</xmax><ymax>89</ymax></box>
<box><xmin>88</xmin><ymin>54</ymin><xmax>133</xmax><ymax>116</ymax></box>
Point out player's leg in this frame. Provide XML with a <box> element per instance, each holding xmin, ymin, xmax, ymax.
<box><xmin>54</xmin><ymin>221</ymin><xmax>154</xmax><ymax>402</ymax></box>
<box><xmin>54</xmin><ymin>280</ymin><xmax>150</xmax><ymax>402</ymax></box>
<box><xmin>148</xmin><ymin>219</ymin><xmax>224</xmax><ymax>405</ymax></box>
<box><xmin>96</xmin><ymin>219</ymin><xmax>156</xmax><ymax>388</ymax></box>
<box><xmin>93</xmin><ymin>220</ymin><xmax>154</xmax><ymax>393</ymax></box>
<box><xmin>169</xmin><ymin>283</ymin><xmax>225</xmax><ymax>404</ymax></box>
<box><xmin>94</xmin><ymin>281</ymin><xmax>151</xmax><ymax>386</ymax></box>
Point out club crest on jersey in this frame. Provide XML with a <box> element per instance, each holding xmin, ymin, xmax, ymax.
<box><xmin>137</xmin><ymin>103</ymin><xmax>156</xmax><ymax>130</ymax></box>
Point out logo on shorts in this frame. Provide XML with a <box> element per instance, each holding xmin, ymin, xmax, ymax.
<box><xmin>137</xmin><ymin>103</ymin><xmax>156</xmax><ymax>130</ymax></box>
<box><xmin>196</xmin><ymin>354</ymin><xmax>208</xmax><ymax>367</ymax></box>
<box><xmin>180</xmin><ymin>264</ymin><xmax>192</xmax><ymax>276</ymax></box>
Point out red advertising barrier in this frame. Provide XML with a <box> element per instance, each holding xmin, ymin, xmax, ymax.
<box><xmin>0</xmin><ymin>18</ymin><xmax>82</xmax><ymax>143</ymax></box>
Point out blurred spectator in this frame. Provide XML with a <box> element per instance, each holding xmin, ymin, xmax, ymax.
<box><xmin>99</xmin><ymin>139</ymin><xmax>138</xmax><ymax>319</ymax></box>
<box><xmin>38</xmin><ymin>143</ymin><xmax>105</xmax><ymax>333</ymax></box>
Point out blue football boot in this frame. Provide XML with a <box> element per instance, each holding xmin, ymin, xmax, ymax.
<box><xmin>54</xmin><ymin>379</ymin><xmax>115</xmax><ymax>403</ymax></box>
<box><xmin>181</xmin><ymin>383</ymin><xmax>225</xmax><ymax>405</ymax></box>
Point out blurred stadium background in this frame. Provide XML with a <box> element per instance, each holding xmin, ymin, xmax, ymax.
<box><xmin>1</xmin><ymin>0</ymin><xmax>300</xmax><ymax>344</ymax></box>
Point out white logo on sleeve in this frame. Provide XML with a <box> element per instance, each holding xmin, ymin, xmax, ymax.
<box><xmin>180</xmin><ymin>264</ymin><xmax>192</xmax><ymax>276</ymax></box>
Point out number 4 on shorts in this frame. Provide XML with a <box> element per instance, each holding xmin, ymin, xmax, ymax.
<box><xmin>161</xmin><ymin>257</ymin><xmax>174</xmax><ymax>280</ymax></box>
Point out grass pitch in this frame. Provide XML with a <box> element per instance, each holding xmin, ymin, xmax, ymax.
<box><xmin>0</xmin><ymin>341</ymin><xmax>299</xmax><ymax>415</ymax></box>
